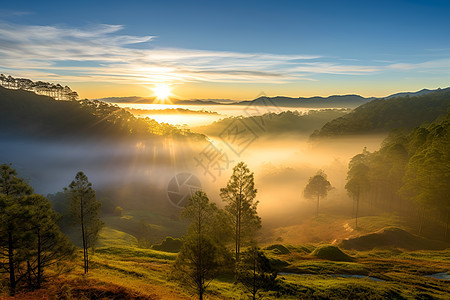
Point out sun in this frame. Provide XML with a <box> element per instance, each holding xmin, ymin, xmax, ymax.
<box><xmin>153</xmin><ymin>83</ymin><xmax>172</xmax><ymax>100</ymax></box>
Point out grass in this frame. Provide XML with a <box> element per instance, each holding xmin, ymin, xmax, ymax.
<box><xmin>3</xmin><ymin>210</ymin><xmax>450</xmax><ymax>299</ymax></box>
<box><xmin>311</xmin><ymin>245</ymin><xmax>354</xmax><ymax>262</ymax></box>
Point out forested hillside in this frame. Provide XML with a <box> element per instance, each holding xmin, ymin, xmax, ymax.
<box><xmin>0</xmin><ymin>87</ymin><xmax>203</xmax><ymax>140</ymax></box>
<box><xmin>311</xmin><ymin>88</ymin><xmax>450</xmax><ymax>138</ymax></box>
<box><xmin>194</xmin><ymin>109</ymin><xmax>349</xmax><ymax>137</ymax></box>
<box><xmin>345</xmin><ymin>111</ymin><xmax>450</xmax><ymax>239</ymax></box>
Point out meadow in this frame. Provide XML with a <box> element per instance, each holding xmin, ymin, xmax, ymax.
<box><xmin>3</xmin><ymin>210</ymin><xmax>448</xmax><ymax>300</ymax></box>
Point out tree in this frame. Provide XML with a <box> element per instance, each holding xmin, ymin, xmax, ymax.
<box><xmin>401</xmin><ymin>124</ymin><xmax>450</xmax><ymax>236</ymax></box>
<box><xmin>0</xmin><ymin>164</ymin><xmax>33</xmax><ymax>296</ymax></box>
<box><xmin>220</xmin><ymin>162</ymin><xmax>261</xmax><ymax>263</ymax></box>
<box><xmin>345</xmin><ymin>154</ymin><xmax>370</xmax><ymax>229</ymax></box>
<box><xmin>304</xmin><ymin>170</ymin><xmax>332</xmax><ymax>216</ymax></box>
<box><xmin>23</xmin><ymin>194</ymin><xmax>75</xmax><ymax>289</ymax></box>
<box><xmin>173</xmin><ymin>191</ymin><xmax>227</xmax><ymax>300</ymax></box>
<box><xmin>236</xmin><ymin>246</ymin><xmax>277</xmax><ymax>300</ymax></box>
<box><xmin>1</xmin><ymin>165</ymin><xmax>73</xmax><ymax>295</ymax></box>
<box><xmin>65</xmin><ymin>172</ymin><xmax>103</xmax><ymax>274</ymax></box>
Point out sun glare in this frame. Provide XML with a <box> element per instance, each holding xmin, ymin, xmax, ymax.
<box><xmin>153</xmin><ymin>83</ymin><xmax>172</xmax><ymax>100</ymax></box>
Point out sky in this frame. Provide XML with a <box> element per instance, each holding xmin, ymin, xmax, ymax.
<box><xmin>0</xmin><ymin>0</ymin><xmax>449</xmax><ymax>100</ymax></box>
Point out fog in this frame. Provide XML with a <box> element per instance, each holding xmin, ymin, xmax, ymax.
<box><xmin>118</xmin><ymin>102</ymin><xmax>323</xmax><ymax>127</ymax></box>
<box><xmin>0</xmin><ymin>130</ymin><xmax>386</xmax><ymax>236</ymax></box>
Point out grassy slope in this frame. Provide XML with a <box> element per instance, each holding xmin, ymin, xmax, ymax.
<box><xmin>3</xmin><ymin>211</ymin><xmax>449</xmax><ymax>299</ymax></box>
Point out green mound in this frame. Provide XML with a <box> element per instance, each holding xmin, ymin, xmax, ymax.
<box><xmin>151</xmin><ymin>236</ymin><xmax>183</xmax><ymax>253</ymax></box>
<box><xmin>311</xmin><ymin>245</ymin><xmax>354</xmax><ymax>262</ymax></box>
<box><xmin>265</xmin><ymin>244</ymin><xmax>291</xmax><ymax>255</ymax></box>
<box><xmin>340</xmin><ymin>227</ymin><xmax>449</xmax><ymax>251</ymax></box>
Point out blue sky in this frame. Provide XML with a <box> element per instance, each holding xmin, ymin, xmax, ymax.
<box><xmin>0</xmin><ymin>0</ymin><xmax>449</xmax><ymax>99</ymax></box>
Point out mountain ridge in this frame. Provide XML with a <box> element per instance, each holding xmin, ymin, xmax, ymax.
<box><xmin>95</xmin><ymin>87</ymin><xmax>447</xmax><ymax>108</ymax></box>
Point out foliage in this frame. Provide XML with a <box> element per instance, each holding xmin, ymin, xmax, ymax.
<box><xmin>195</xmin><ymin>109</ymin><xmax>349</xmax><ymax>137</ymax></box>
<box><xmin>304</xmin><ymin>170</ymin><xmax>333</xmax><ymax>216</ymax></box>
<box><xmin>220</xmin><ymin>162</ymin><xmax>261</xmax><ymax>263</ymax></box>
<box><xmin>173</xmin><ymin>191</ymin><xmax>231</xmax><ymax>299</ymax></box>
<box><xmin>345</xmin><ymin>150</ymin><xmax>371</xmax><ymax>228</ymax></box>
<box><xmin>0</xmin><ymin>86</ymin><xmax>204</xmax><ymax>140</ymax></box>
<box><xmin>236</xmin><ymin>246</ymin><xmax>278</xmax><ymax>299</ymax></box>
<box><xmin>264</xmin><ymin>244</ymin><xmax>291</xmax><ymax>255</ymax></box>
<box><xmin>311</xmin><ymin>245</ymin><xmax>353</xmax><ymax>262</ymax></box>
<box><xmin>311</xmin><ymin>88</ymin><xmax>450</xmax><ymax>137</ymax></box>
<box><xmin>151</xmin><ymin>237</ymin><xmax>183</xmax><ymax>253</ymax></box>
<box><xmin>345</xmin><ymin>112</ymin><xmax>450</xmax><ymax>238</ymax></box>
<box><xmin>0</xmin><ymin>164</ymin><xmax>74</xmax><ymax>296</ymax></box>
<box><xmin>65</xmin><ymin>171</ymin><xmax>103</xmax><ymax>273</ymax></box>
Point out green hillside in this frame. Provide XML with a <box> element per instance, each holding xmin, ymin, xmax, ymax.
<box><xmin>0</xmin><ymin>86</ymin><xmax>203</xmax><ymax>140</ymax></box>
<box><xmin>194</xmin><ymin>109</ymin><xmax>349</xmax><ymax>137</ymax></box>
<box><xmin>311</xmin><ymin>88</ymin><xmax>450</xmax><ymax>138</ymax></box>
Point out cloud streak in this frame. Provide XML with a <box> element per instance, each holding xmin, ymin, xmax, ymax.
<box><xmin>0</xmin><ymin>22</ymin><xmax>449</xmax><ymax>87</ymax></box>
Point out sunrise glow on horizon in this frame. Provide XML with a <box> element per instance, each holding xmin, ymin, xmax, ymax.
<box><xmin>0</xmin><ymin>1</ymin><xmax>449</xmax><ymax>100</ymax></box>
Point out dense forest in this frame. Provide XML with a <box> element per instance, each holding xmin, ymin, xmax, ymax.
<box><xmin>0</xmin><ymin>87</ymin><xmax>204</xmax><ymax>140</ymax></box>
<box><xmin>311</xmin><ymin>88</ymin><xmax>450</xmax><ymax>138</ymax></box>
<box><xmin>346</xmin><ymin>111</ymin><xmax>450</xmax><ymax>239</ymax></box>
<box><xmin>193</xmin><ymin>109</ymin><xmax>349</xmax><ymax>137</ymax></box>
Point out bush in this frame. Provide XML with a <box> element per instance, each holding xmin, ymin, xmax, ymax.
<box><xmin>113</xmin><ymin>206</ymin><xmax>123</xmax><ymax>217</ymax></box>
<box><xmin>151</xmin><ymin>236</ymin><xmax>183</xmax><ymax>253</ymax></box>
<box><xmin>264</xmin><ymin>244</ymin><xmax>290</xmax><ymax>255</ymax></box>
<box><xmin>311</xmin><ymin>245</ymin><xmax>353</xmax><ymax>262</ymax></box>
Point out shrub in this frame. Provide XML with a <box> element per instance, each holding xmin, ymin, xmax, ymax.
<box><xmin>151</xmin><ymin>236</ymin><xmax>183</xmax><ymax>253</ymax></box>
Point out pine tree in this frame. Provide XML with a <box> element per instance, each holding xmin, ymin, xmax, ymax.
<box><xmin>220</xmin><ymin>162</ymin><xmax>261</xmax><ymax>263</ymax></box>
<box><xmin>24</xmin><ymin>194</ymin><xmax>75</xmax><ymax>288</ymax></box>
<box><xmin>65</xmin><ymin>171</ymin><xmax>103</xmax><ymax>274</ymax></box>
<box><xmin>345</xmin><ymin>154</ymin><xmax>370</xmax><ymax>229</ymax></box>
<box><xmin>173</xmin><ymin>191</ymin><xmax>227</xmax><ymax>300</ymax></box>
<box><xmin>0</xmin><ymin>164</ymin><xmax>33</xmax><ymax>296</ymax></box>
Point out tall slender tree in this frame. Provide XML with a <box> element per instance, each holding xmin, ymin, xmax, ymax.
<box><xmin>304</xmin><ymin>170</ymin><xmax>332</xmax><ymax>216</ymax></box>
<box><xmin>220</xmin><ymin>162</ymin><xmax>261</xmax><ymax>263</ymax></box>
<box><xmin>174</xmin><ymin>191</ymin><xmax>226</xmax><ymax>300</ymax></box>
<box><xmin>65</xmin><ymin>172</ymin><xmax>103</xmax><ymax>274</ymax></box>
<box><xmin>345</xmin><ymin>155</ymin><xmax>370</xmax><ymax>229</ymax></box>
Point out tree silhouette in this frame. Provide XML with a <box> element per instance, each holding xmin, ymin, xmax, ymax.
<box><xmin>65</xmin><ymin>171</ymin><xmax>103</xmax><ymax>274</ymax></box>
<box><xmin>220</xmin><ymin>162</ymin><xmax>261</xmax><ymax>263</ymax></box>
<box><xmin>174</xmin><ymin>191</ymin><xmax>225</xmax><ymax>300</ymax></box>
<box><xmin>304</xmin><ymin>170</ymin><xmax>332</xmax><ymax>216</ymax></box>
<box><xmin>345</xmin><ymin>154</ymin><xmax>370</xmax><ymax>229</ymax></box>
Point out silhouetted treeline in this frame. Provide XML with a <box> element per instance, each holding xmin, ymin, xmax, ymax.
<box><xmin>194</xmin><ymin>109</ymin><xmax>349</xmax><ymax>137</ymax></box>
<box><xmin>0</xmin><ymin>86</ymin><xmax>204</xmax><ymax>140</ymax></box>
<box><xmin>311</xmin><ymin>88</ymin><xmax>450</xmax><ymax>138</ymax></box>
<box><xmin>346</xmin><ymin>112</ymin><xmax>450</xmax><ymax>239</ymax></box>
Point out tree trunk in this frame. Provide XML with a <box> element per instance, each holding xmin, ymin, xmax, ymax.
<box><xmin>355</xmin><ymin>196</ymin><xmax>359</xmax><ymax>229</ymax></box>
<box><xmin>37</xmin><ymin>229</ymin><xmax>42</xmax><ymax>288</ymax></box>
<box><xmin>252</xmin><ymin>251</ymin><xmax>256</xmax><ymax>300</ymax></box>
<box><xmin>419</xmin><ymin>208</ymin><xmax>425</xmax><ymax>235</ymax></box>
<box><xmin>8</xmin><ymin>231</ymin><xmax>16</xmax><ymax>296</ymax></box>
<box><xmin>236</xmin><ymin>193</ymin><xmax>242</xmax><ymax>263</ymax></box>
<box><xmin>80</xmin><ymin>197</ymin><xmax>87</xmax><ymax>274</ymax></box>
<box><xmin>316</xmin><ymin>192</ymin><xmax>320</xmax><ymax>217</ymax></box>
<box><xmin>352</xmin><ymin>196</ymin><xmax>355</xmax><ymax>217</ymax></box>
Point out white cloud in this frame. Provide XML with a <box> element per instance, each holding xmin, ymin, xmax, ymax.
<box><xmin>0</xmin><ymin>22</ymin><xmax>448</xmax><ymax>86</ymax></box>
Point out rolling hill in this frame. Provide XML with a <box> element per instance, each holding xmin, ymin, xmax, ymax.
<box><xmin>0</xmin><ymin>86</ymin><xmax>201</xmax><ymax>140</ymax></box>
<box><xmin>310</xmin><ymin>88</ymin><xmax>450</xmax><ymax>138</ymax></box>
